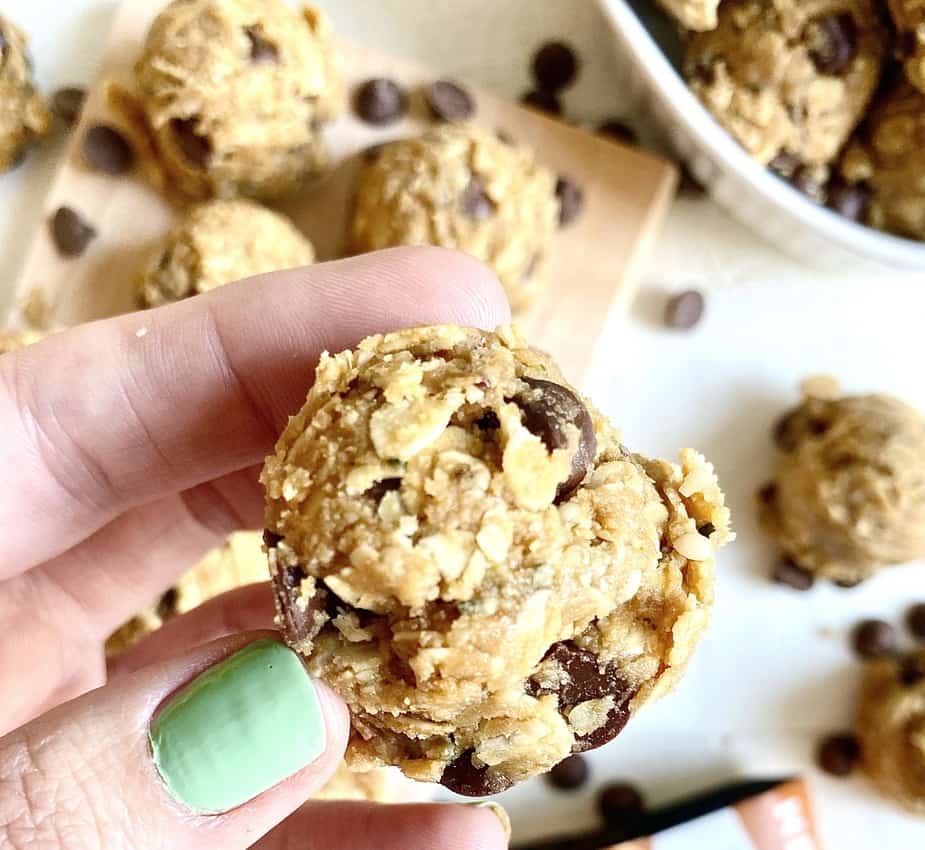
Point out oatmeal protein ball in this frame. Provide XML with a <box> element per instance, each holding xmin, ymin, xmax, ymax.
<box><xmin>349</xmin><ymin>125</ymin><xmax>560</xmax><ymax>312</ymax></box>
<box><xmin>885</xmin><ymin>0</ymin><xmax>925</xmax><ymax>94</ymax></box>
<box><xmin>131</xmin><ymin>0</ymin><xmax>344</xmax><ymax>200</ymax></box>
<box><xmin>758</xmin><ymin>386</ymin><xmax>925</xmax><ymax>585</ymax></box>
<box><xmin>857</xmin><ymin>650</ymin><xmax>925</xmax><ymax>815</ymax></box>
<box><xmin>137</xmin><ymin>198</ymin><xmax>314</xmax><ymax>308</ymax></box>
<box><xmin>0</xmin><ymin>14</ymin><xmax>51</xmax><ymax>172</ymax></box>
<box><xmin>838</xmin><ymin>82</ymin><xmax>925</xmax><ymax>240</ymax></box>
<box><xmin>685</xmin><ymin>0</ymin><xmax>886</xmax><ymax>168</ymax></box>
<box><xmin>261</xmin><ymin>324</ymin><xmax>731</xmax><ymax>794</ymax></box>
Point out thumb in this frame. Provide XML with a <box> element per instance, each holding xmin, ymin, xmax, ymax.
<box><xmin>0</xmin><ymin>632</ymin><xmax>348</xmax><ymax>849</ymax></box>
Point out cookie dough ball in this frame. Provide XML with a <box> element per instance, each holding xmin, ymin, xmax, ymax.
<box><xmin>137</xmin><ymin>198</ymin><xmax>314</xmax><ymax>308</ymax></box>
<box><xmin>0</xmin><ymin>15</ymin><xmax>51</xmax><ymax>172</ymax></box>
<box><xmin>349</xmin><ymin>125</ymin><xmax>559</xmax><ymax>312</ymax></box>
<box><xmin>758</xmin><ymin>389</ymin><xmax>925</xmax><ymax>584</ymax></box>
<box><xmin>657</xmin><ymin>0</ymin><xmax>720</xmax><ymax>31</ymax></box>
<box><xmin>685</xmin><ymin>0</ymin><xmax>886</xmax><ymax>167</ymax></box>
<box><xmin>261</xmin><ymin>324</ymin><xmax>731</xmax><ymax>793</ymax></box>
<box><xmin>839</xmin><ymin>82</ymin><xmax>925</xmax><ymax>240</ymax></box>
<box><xmin>857</xmin><ymin>650</ymin><xmax>925</xmax><ymax>815</ymax></box>
<box><xmin>885</xmin><ymin>0</ymin><xmax>925</xmax><ymax>93</ymax></box>
<box><xmin>134</xmin><ymin>0</ymin><xmax>344</xmax><ymax>200</ymax></box>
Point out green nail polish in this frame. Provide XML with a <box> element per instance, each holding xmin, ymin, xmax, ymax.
<box><xmin>149</xmin><ymin>638</ymin><xmax>325</xmax><ymax>813</ymax></box>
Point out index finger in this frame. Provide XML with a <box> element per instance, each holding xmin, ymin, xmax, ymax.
<box><xmin>0</xmin><ymin>247</ymin><xmax>509</xmax><ymax>575</ymax></box>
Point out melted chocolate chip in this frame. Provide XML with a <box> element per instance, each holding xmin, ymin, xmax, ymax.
<box><xmin>474</xmin><ymin>410</ymin><xmax>500</xmax><ymax>431</ymax></box>
<box><xmin>772</xmin><ymin>409</ymin><xmax>801</xmax><ymax>451</ymax></box>
<box><xmin>364</xmin><ymin>477</ymin><xmax>402</xmax><ymax>503</ymax></box>
<box><xmin>425</xmin><ymin>80</ymin><xmax>475</xmax><ymax>121</ymax></box>
<box><xmin>816</xmin><ymin>733</ymin><xmax>860</xmax><ymax>776</ymax></box>
<box><xmin>906</xmin><ymin>603</ymin><xmax>925</xmax><ymax>641</ymax></box>
<box><xmin>460</xmin><ymin>175</ymin><xmax>496</xmax><ymax>220</ymax></box>
<box><xmin>515</xmin><ymin>378</ymin><xmax>596</xmax><ymax>502</ymax></box>
<box><xmin>757</xmin><ymin>482</ymin><xmax>778</xmax><ymax>504</ymax></box>
<box><xmin>555</xmin><ymin>176</ymin><xmax>584</xmax><ymax>226</ymax></box>
<box><xmin>156</xmin><ymin>587</ymin><xmax>179</xmax><ymax>620</ymax></box>
<box><xmin>271</xmin><ymin>569</ymin><xmax>330</xmax><ymax>646</ymax></box>
<box><xmin>521</xmin><ymin>89</ymin><xmax>562</xmax><ymax>115</ymax></box>
<box><xmin>170</xmin><ymin>117</ymin><xmax>212</xmax><ymax>168</ymax></box>
<box><xmin>82</xmin><ymin>125</ymin><xmax>135</xmax><ymax>175</ymax></box>
<box><xmin>697</xmin><ymin>522</ymin><xmax>716</xmax><ymax>538</ymax></box>
<box><xmin>245</xmin><ymin>26</ymin><xmax>278</xmax><ymax>63</ymax></box>
<box><xmin>547</xmin><ymin>754</ymin><xmax>589</xmax><ymax>790</ymax></box>
<box><xmin>263</xmin><ymin>529</ymin><xmax>283</xmax><ymax>548</ymax></box>
<box><xmin>440</xmin><ymin>750</ymin><xmax>515</xmax><ymax>796</ymax></box>
<box><xmin>531</xmin><ymin>41</ymin><xmax>579</xmax><ymax>92</ymax></box>
<box><xmin>773</xmin><ymin>558</ymin><xmax>815</xmax><ymax>591</ymax></box>
<box><xmin>353</xmin><ymin>78</ymin><xmax>407</xmax><ymax>125</ymax></box>
<box><xmin>852</xmin><ymin>619</ymin><xmax>897</xmax><ymax>660</ymax></box>
<box><xmin>808</xmin><ymin>13</ymin><xmax>858</xmax><ymax>75</ymax></box>
<box><xmin>50</xmin><ymin>206</ymin><xmax>97</xmax><ymax>257</ymax></box>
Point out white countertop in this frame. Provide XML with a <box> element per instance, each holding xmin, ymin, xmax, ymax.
<box><xmin>3</xmin><ymin>1</ymin><xmax>924</xmax><ymax>847</ymax></box>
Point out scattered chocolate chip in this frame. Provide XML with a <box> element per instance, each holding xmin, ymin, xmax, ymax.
<box><xmin>353</xmin><ymin>78</ymin><xmax>406</xmax><ymax>125</ymax></box>
<box><xmin>773</xmin><ymin>558</ymin><xmax>815</xmax><ymax>591</ymax></box>
<box><xmin>81</xmin><ymin>124</ymin><xmax>135</xmax><ymax>175</ymax></box>
<box><xmin>664</xmin><ymin>289</ymin><xmax>705</xmax><ymax>329</ymax></box>
<box><xmin>597</xmin><ymin>782</ymin><xmax>645</xmax><ymax>822</ymax></box>
<box><xmin>597</xmin><ymin>119</ymin><xmax>637</xmax><ymax>146</ymax></box>
<box><xmin>808</xmin><ymin>13</ymin><xmax>858</xmax><ymax>75</ymax></box>
<box><xmin>440</xmin><ymin>750</ymin><xmax>514</xmax><ymax>796</ymax></box>
<box><xmin>900</xmin><ymin>654</ymin><xmax>925</xmax><ymax>685</ymax></box>
<box><xmin>170</xmin><ymin>117</ymin><xmax>212</xmax><ymax>168</ymax></box>
<box><xmin>515</xmin><ymin>378</ymin><xmax>597</xmax><ymax>502</ymax></box>
<box><xmin>244</xmin><ymin>26</ymin><xmax>278</xmax><ymax>63</ymax></box>
<box><xmin>460</xmin><ymin>175</ymin><xmax>496</xmax><ymax>220</ymax></box>
<box><xmin>817</xmin><ymin>733</ymin><xmax>860</xmax><ymax>776</ymax></box>
<box><xmin>51</xmin><ymin>86</ymin><xmax>87</xmax><ymax>128</ymax></box>
<box><xmin>757</xmin><ymin>482</ymin><xmax>778</xmax><ymax>504</ymax></box>
<box><xmin>772</xmin><ymin>409</ymin><xmax>801</xmax><ymax>452</ymax></box>
<box><xmin>678</xmin><ymin>164</ymin><xmax>706</xmax><ymax>197</ymax></box>
<box><xmin>425</xmin><ymin>80</ymin><xmax>475</xmax><ymax>121</ymax></box>
<box><xmin>532</xmin><ymin>41</ymin><xmax>579</xmax><ymax>92</ymax></box>
<box><xmin>555</xmin><ymin>176</ymin><xmax>583</xmax><ymax>226</ymax></box>
<box><xmin>474</xmin><ymin>410</ymin><xmax>500</xmax><ymax>430</ymax></box>
<box><xmin>521</xmin><ymin>89</ymin><xmax>562</xmax><ymax>115</ymax></box>
<box><xmin>852</xmin><ymin>619</ymin><xmax>898</xmax><ymax>660</ymax></box>
<box><xmin>827</xmin><ymin>179</ymin><xmax>870</xmax><ymax>222</ymax></box>
<box><xmin>906</xmin><ymin>603</ymin><xmax>925</xmax><ymax>640</ymax></box>
<box><xmin>50</xmin><ymin>206</ymin><xmax>97</xmax><ymax>257</ymax></box>
<box><xmin>697</xmin><ymin>522</ymin><xmax>716</xmax><ymax>538</ymax></box>
<box><xmin>283</xmin><ymin>565</ymin><xmax>306</xmax><ymax>588</ymax></box>
<box><xmin>547</xmin><ymin>754</ymin><xmax>589</xmax><ymax>790</ymax></box>
<box><xmin>156</xmin><ymin>587</ymin><xmax>179</xmax><ymax>620</ymax></box>
<box><xmin>527</xmin><ymin>641</ymin><xmax>636</xmax><ymax>751</ymax></box>
<box><xmin>364</xmin><ymin>477</ymin><xmax>401</xmax><ymax>503</ymax></box>
<box><xmin>834</xmin><ymin>577</ymin><xmax>862</xmax><ymax>589</ymax></box>
<box><xmin>263</xmin><ymin>529</ymin><xmax>283</xmax><ymax>548</ymax></box>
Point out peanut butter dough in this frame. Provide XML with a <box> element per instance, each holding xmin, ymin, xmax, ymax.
<box><xmin>133</xmin><ymin>0</ymin><xmax>344</xmax><ymax>200</ymax></box>
<box><xmin>137</xmin><ymin>198</ymin><xmax>314</xmax><ymax>308</ymax></box>
<box><xmin>685</xmin><ymin>0</ymin><xmax>886</xmax><ymax>167</ymax></box>
<box><xmin>758</xmin><ymin>386</ymin><xmax>925</xmax><ymax>584</ymax></box>
<box><xmin>349</xmin><ymin>125</ymin><xmax>560</xmax><ymax>312</ymax></box>
<box><xmin>262</xmin><ymin>324</ymin><xmax>731</xmax><ymax>794</ymax></box>
<box><xmin>0</xmin><ymin>14</ymin><xmax>50</xmax><ymax>172</ymax></box>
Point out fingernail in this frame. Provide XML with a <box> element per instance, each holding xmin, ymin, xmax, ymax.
<box><xmin>465</xmin><ymin>800</ymin><xmax>512</xmax><ymax>842</ymax></box>
<box><xmin>149</xmin><ymin>638</ymin><xmax>325</xmax><ymax>813</ymax></box>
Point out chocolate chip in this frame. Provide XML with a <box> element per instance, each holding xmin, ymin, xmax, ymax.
<box><xmin>697</xmin><ymin>522</ymin><xmax>716</xmax><ymax>537</ymax></box>
<box><xmin>364</xmin><ymin>477</ymin><xmax>401</xmax><ymax>503</ymax></box>
<box><xmin>531</xmin><ymin>41</ymin><xmax>579</xmax><ymax>92</ymax></box>
<box><xmin>363</xmin><ymin>142</ymin><xmax>390</xmax><ymax>163</ymax></box>
<box><xmin>283</xmin><ymin>565</ymin><xmax>306</xmax><ymax>588</ymax></box>
<box><xmin>460</xmin><ymin>175</ymin><xmax>496</xmax><ymax>220</ymax></box>
<box><xmin>827</xmin><ymin>179</ymin><xmax>870</xmax><ymax>222</ymax></box>
<box><xmin>852</xmin><ymin>619</ymin><xmax>898</xmax><ymax>660</ymax></box>
<box><xmin>768</xmin><ymin>151</ymin><xmax>802</xmax><ymax>179</ymax></box>
<box><xmin>598</xmin><ymin>119</ymin><xmax>637</xmax><ymax>146</ymax></box>
<box><xmin>425</xmin><ymin>80</ymin><xmax>475</xmax><ymax>121</ymax></box>
<box><xmin>555</xmin><ymin>176</ymin><xmax>583</xmax><ymax>226</ymax></box>
<box><xmin>597</xmin><ymin>782</ymin><xmax>645</xmax><ymax>822</ymax></box>
<box><xmin>664</xmin><ymin>290</ymin><xmax>705</xmax><ymax>329</ymax></box>
<box><xmin>906</xmin><ymin>603</ymin><xmax>925</xmax><ymax>641</ymax></box>
<box><xmin>474</xmin><ymin>410</ymin><xmax>500</xmax><ymax>430</ymax></box>
<box><xmin>817</xmin><ymin>733</ymin><xmax>860</xmax><ymax>776</ymax></box>
<box><xmin>156</xmin><ymin>587</ymin><xmax>179</xmax><ymax>620</ymax></box>
<box><xmin>170</xmin><ymin>117</ymin><xmax>212</xmax><ymax>168</ymax></box>
<box><xmin>791</xmin><ymin>166</ymin><xmax>826</xmax><ymax>203</ymax></box>
<box><xmin>688</xmin><ymin>62</ymin><xmax>716</xmax><ymax>86</ymax></box>
<box><xmin>757</xmin><ymin>482</ymin><xmax>778</xmax><ymax>504</ymax></box>
<box><xmin>896</xmin><ymin>30</ymin><xmax>919</xmax><ymax>59</ymax></box>
<box><xmin>527</xmin><ymin>641</ymin><xmax>636</xmax><ymax>751</ymax></box>
<box><xmin>773</xmin><ymin>558</ymin><xmax>815</xmax><ymax>591</ymax></box>
<box><xmin>440</xmin><ymin>750</ymin><xmax>514</xmax><ymax>796</ymax></box>
<box><xmin>51</xmin><ymin>86</ymin><xmax>87</xmax><ymax>128</ymax></box>
<box><xmin>900</xmin><ymin>654</ymin><xmax>925</xmax><ymax>685</ymax></box>
<box><xmin>547</xmin><ymin>754</ymin><xmax>589</xmax><ymax>790</ymax></box>
<box><xmin>272</xmin><ymin>570</ymin><xmax>330</xmax><ymax>646</ymax></box>
<box><xmin>515</xmin><ymin>378</ymin><xmax>596</xmax><ymax>502</ymax></box>
<box><xmin>50</xmin><ymin>206</ymin><xmax>97</xmax><ymax>257</ymax></box>
<box><xmin>263</xmin><ymin>529</ymin><xmax>283</xmax><ymax>548</ymax></box>
<box><xmin>82</xmin><ymin>124</ymin><xmax>135</xmax><ymax>175</ymax></box>
<box><xmin>353</xmin><ymin>78</ymin><xmax>407</xmax><ymax>125</ymax></box>
<box><xmin>808</xmin><ymin>13</ymin><xmax>858</xmax><ymax>75</ymax></box>
<box><xmin>245</xmin><ymin>26</ymin><xmax>278</xmax><ymax>63</ymax></box>
<box><xmin>772</xmin><ymin>409</ymin><xmax>801</xmax><ymax>451</ymax></box>
<box><xmin>521</xmin><ymin>89</ymin><xmax>562</xmax><ymax>115</ymax></box>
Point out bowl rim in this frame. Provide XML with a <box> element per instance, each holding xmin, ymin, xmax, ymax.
<box><xmin>599</xmin><ymin>0</ymin><xmax>925</xmax><ymax>269</ymax></box>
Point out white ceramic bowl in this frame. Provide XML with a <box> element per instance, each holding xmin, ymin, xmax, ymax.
<box><xmin>597</xmin><ymin>0</ymin><xmax>925</xmax><ymax>270</ymax></box>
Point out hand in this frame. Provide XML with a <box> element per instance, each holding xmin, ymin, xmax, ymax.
<box><xmin>0</xmin><ymin>247</ymin><xmax>511</xmax><ymax>849</ymax></box>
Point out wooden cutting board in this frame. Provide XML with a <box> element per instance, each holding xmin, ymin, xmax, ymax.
<box><xmin>7</xmin><ymin>0</ymin><xmax>677</xmax><ymax>387</ymax></box>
